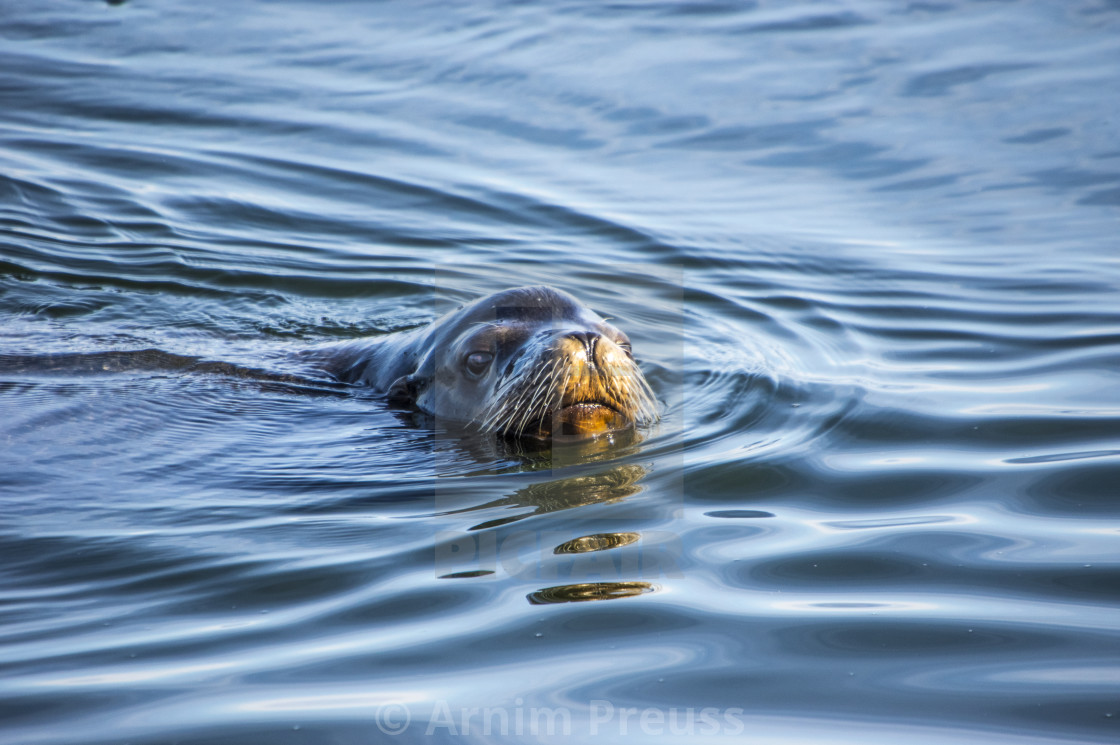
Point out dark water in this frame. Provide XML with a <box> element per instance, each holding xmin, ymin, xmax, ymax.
<box><xmin>2</xmin><ymin>1</ymin><xmax>1119</xmax><ymax>743</ymax></box>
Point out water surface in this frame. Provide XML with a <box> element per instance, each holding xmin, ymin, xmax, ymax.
<box><xmin>2</xmin><ymin>1</ymin><xmax>1119</xmax><ymax>743</ymax></box>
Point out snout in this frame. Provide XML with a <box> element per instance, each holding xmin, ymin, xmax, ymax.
<box><xmin>480</xmin><ymin>326</ymin><xmax>657</xmax><ymax>440</ymax></box>
<box><xmin>540</xmin><ymin>331</ymin><xmax>635</xmax><ymax>437</ymax></box>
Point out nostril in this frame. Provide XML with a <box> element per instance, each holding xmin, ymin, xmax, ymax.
<box><xmin>565</xmin><ymin>331</ymin><xmax>599</xmax><ymax>360</ymax></box>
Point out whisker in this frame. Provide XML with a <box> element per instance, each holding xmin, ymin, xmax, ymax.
<box><xmin>468</xmin><ymin>334</ymin><xmax>660</xmax><ymax>437</ymax></box>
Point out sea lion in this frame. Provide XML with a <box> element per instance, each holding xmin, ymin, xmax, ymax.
<box><xmin>320</xmin><ymin>286</ymin><xmax>659</xmax><ymax>439</ymax></box>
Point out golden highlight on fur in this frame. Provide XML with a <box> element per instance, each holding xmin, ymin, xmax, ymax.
<box><xmin>473</xmin><ymin>333</ymin><xmax>659</xmax><ymax>438</ymax></box>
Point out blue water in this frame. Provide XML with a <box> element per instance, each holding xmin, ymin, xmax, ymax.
<box><xmin>2</xmin><ymin>1</ymin><xmax>1119</xmax><ymax>743</ymax></box>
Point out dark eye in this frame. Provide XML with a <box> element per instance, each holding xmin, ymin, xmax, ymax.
<box><xmin>465</xmin><ymin>351</ymin><xmax>493</xmax><ymax>377</ymax></box>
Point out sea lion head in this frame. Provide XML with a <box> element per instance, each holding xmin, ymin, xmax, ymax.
<box><xmin>395</xmin><ymin>286</ymin><xmax>659</xmax><ymax>439</ymax></box>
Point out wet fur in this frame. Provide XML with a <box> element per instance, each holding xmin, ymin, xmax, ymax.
<box><xmin>319</xmin><ymin>286</ymin><xmax>659</xmax><ymax>439</ymax></box>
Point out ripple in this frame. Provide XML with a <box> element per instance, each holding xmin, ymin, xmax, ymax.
<box><xmin>3</xmin><ymin>1</ymin><xmax>1120</xmax><ymax>744</ymax></box>
<box><xmin>437</xmin><ymin>570</ymin><xmax>495</xmax><ymax>579</ymax></box>
<box><xmin>902</xmin><ymin>63</ymin><xmax>1036</xmax><ymax>98</ymax></box>
<box><xmin>822</xmin><ymin>515</ymin><xmax>958</xmax><ymax>530</ymax></box>
<box><xmin>1006</xmin><ymin>449</ymin><xmax>1120</xmax><ymax>465</ymax></box>
<box><xmin>704</xmin><ymin>510</ymin><xmax>776</xmax><ymax>519</ymax></box>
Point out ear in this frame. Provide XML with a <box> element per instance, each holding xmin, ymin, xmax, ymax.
<box><xmin>386</xmin><ymin>374</ymin><xmax>422</xmax><ymax>404</ymax></box>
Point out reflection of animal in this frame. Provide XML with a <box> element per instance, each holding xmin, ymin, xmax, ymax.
<box><xmin>322</xmin><ymin>286</ymin><xmax>659</xmax><ymax>439</ymax></box>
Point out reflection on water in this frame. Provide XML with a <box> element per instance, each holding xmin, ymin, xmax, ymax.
<box><xmin>553</xmin><ymin>532</ymin><xmax>641</xmax><ymax>554</ymax></box>
<box><xmin>430</xmin><ymin>464</ymin><xmax>670</xmax><ymax>589</ymax></box>
<box><xmin>433</xmin><ymin>427</ymin><xmax>652</xmax><ymax>476</ymax></box>
<box><xmin>527</xmin><ymin>581</ymin><xmax>659</xmax><ymax>605</ymax></box>
<box><xmin>436</xmin><ymin>462</ymin><xmax>648</xmax><ymax>530</ymax></box>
